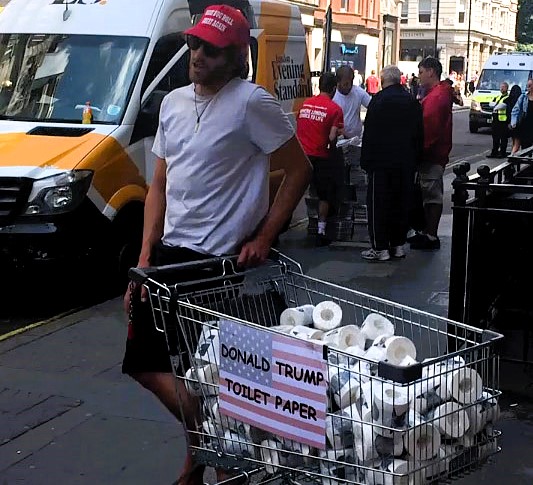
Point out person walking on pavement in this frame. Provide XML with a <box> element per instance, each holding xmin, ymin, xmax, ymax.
<box><xmin>121</xmin><ymin>6</ymin><xmax>311</xmax><ymax>485</ymax></box>
<box><xmin>297</xmin><ymin>72</ymin><xmax>344</xmax><ymax>246</ymax></box>
<box><xmin>360</xmin><ymin>66</ymin><xmax>424</xmax><ymax>261</ymax></box>
<box><xmin>353</xmin><ymin>69</ymin><xmax>363</xmax><ymax>87</ymax></box>
<box><xmin>511</xmin><ymin>78</ymin><xmax>533</xmax><ymax>150</ymax></box>
<box><xmin>409</xmin><ymin>56</ymin><xmax>453</xmax><ymax>251</ymax></box>
<box><xmin>487</xmin><ymin>82</ymin><xmax>510</xmax><ymax>158</ymax></box>
<box><xmin>333</xmin><ymin>66</ymin><xmax>371</xmax><ymax>174</ymax></box>
<box><xmin>365</xmin><ymin>69</ymin><xmax>380</xmax><ymax>96</ymax></box>
<box><xmin>507</xmin><ymin>84</ymin><xmax>522</xmax><ymax>154</ymax></box>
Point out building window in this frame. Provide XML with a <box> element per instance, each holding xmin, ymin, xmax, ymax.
<box><xmin>418</xmin><ymin>0</ymin><xmax>431</xmax><ymax>23</ymax></box>
<box><xmin>401</xmin><ymin>0</ymin><xmax>409</xmax><ymax>24</ymax></box>
<box><xmin>340</xmin><ymin>0</ymin><xmax>348</xmax><ymax>12</ymax></box>
<box><xmin>458</xmin><ymin>0</ymin><xmax>466</xmax><ymax>23</ymax></box>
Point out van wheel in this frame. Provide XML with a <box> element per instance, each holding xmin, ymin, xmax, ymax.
<box><xmin>469</xmin><ymin>122</ymin><xmax>479</xmax><ymax>134</ymax></box>
<box><xmin>109</xmin><ymin>204</ymin><xmax>143</xmax><ymax>292</ymax></box>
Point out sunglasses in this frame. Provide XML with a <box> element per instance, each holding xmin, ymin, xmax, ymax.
<box><xmin>187</xmin><ymin>36</ymin><xmax>223</xmax><ymax>58</ymax></box>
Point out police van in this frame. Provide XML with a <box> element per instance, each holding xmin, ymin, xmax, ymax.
<box><xmin>0</xmin><ymin>0</ymin><xmax>311</xmax><ymax>282</ymax></box>
<box><xmin>469</xmin><ymin>52</ymin><xmax>533</xmax><ymax>133</ymax></box>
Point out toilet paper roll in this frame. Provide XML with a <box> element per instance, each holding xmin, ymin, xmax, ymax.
<box><xmin>323</xmin><ymin>325</ymin><xmax>365</xmax><ymax>351</ymax></box>
<box><xmin>432</xmin><ymin>402</ymin><xmax>470</xmax><ymax>438</ymax></box>
<box><xmin>353</xmin><ymin>421</ymin><xmax>378</xmax><ymax>463</ymax></box>
<box><xmin>375</xmin><ymin>433</ymin><xmax>404</xmax><ymax>457</ymax></box>
<box><xmin>384</xmin><ymin>336</ymin><xmax>417</xmax><ymax>365</ymax></box>
<box><xmin>479</xmin><ymin>391</ymin><xmax>500</xmax><ymax>423</ymax></box>
<box><xmin>398</xmin><ymin>355</ymin><xmax>418</xmax><ymax>367</ymax></box>
<box><xmin>269</xmin><ymin>324</ymin><xmax>295</xmax><ymax>335</ymax></box>
<box><xmin>222</xmin><ymin>430</ymin><xmax>254</xmax><ymax>457</ymax></box>
<box><xmin>410</xmin><ymin>396</ymin><xmax>429</xmax><ymax>415</ymax></box>
<box><xmin>374</xmin><ymin>382</ymin><xmax>411</xmax><ymax>418</ymax></box>
<box><xmin>202</xmin><ymin>419</ymin><xmax>217</xmax><ymax>436</ymax></box>
<box><xmin>364</xmin><ymin>345</ymin><xmax>388</xmax><ymax>363</ymax></box>
<box><xmin>361</xmin><ymin>313</ymin><xmax>395</xmax><ymax>341</ymax></box>
<box><xmin>419</xmin><ymin>447</ymin><xmax>450</xmax><ymax>481</ymax></box>
<box><xmin>407</xmin><ymin>409</ymin><xmax>425</xmax><ymax>427</ymax></box>
<box><xmin>366</xmin><ymin>459</ymin><xmax>415</xmax><ymax>485</ymax></box>
<box><xmin>189</xmin><ymin>364</ymin><xmax>219</xmax><ymax>396</ymax></box>
<box><xmin>404</xmin><ymin>423</ymin><xmax>441</xmax><ymax>461</ymax></box>
<box><xmin>313</xmin><ymin>301</ymin><xmax>343</xmax><ymax>331</ymax></box>
<box><xmin>194</xmin><ymin>324</ymin><xmax>220</xmax><ymax>365</ymax></box>
<box><xmin>280</xmin><ymin>305</ymin><xmax>315</xmax><ymax>327</ymax></box>
<box><xmin>345</xmin><ymin>345</ymin><xmax>366</xmax><ymax>358</ymax></box>
<box><xmin>334</xmin><ymin>379</ymin><xmax>361</xmax><ymax>409</ymax></box>
<box><xmin>464</xmin><ymin>403</ymin><xmax>486</xmax><ymax>435</ymax></box>
<box><xmin>260</xmin><ymin>439</ymin><xmax>281</xmax><ymax>474</ymax></box>
<box><xmin>211</xmin><ymin>400</ymin><xmax>239</xmax><ymax>430</ymax></box>
<box><xmin>289</xmin><ymin>325</ymin><xmax>324</xmax><ymax>340</ymax></box>
<box><xmin>447</xmin><ymin>368</ymin><xmax>483</xmax><ymax>404</ymax></box>
<box><xmin>319</xmin><ymin>448</ymin><xmax>357</xmax><ymax>485</ymax></box>
<box><xmin>184</xmin><ymin>367</ymin><xmax>202</xmax><ymax>396</ymax></box>
<box><xmin>326</xmin><ymin>411</ymin><xmax>354</xmax><ymax>449</ymax></box>
<box><xmin>281</xmin><ymin>439</ymin><xmax>314</xmax><ymax>467</ymax></box>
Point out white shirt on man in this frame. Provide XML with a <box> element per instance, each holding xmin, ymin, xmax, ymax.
<box><xmin>333</xmin><ymin>86</ymin><xmax>371</xmax><ymax>138</ymax></box>
<box><xmin>153</xmin><ymin>78</ymin><xmax>294</xmax><ymax>256</ymax></box>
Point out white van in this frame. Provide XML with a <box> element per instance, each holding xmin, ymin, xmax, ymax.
<box><xmin>0</xmin><ymin>0</ymin><xmax>311</xmax><ymax>281</ymax></box>
<box><xmin>469</xmin><ymin>52</ymin><xmax>533</xmax><ymax>133</ymax></box>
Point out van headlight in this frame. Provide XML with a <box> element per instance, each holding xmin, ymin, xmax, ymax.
<box><xmin>471</xmin><ymin>100</ymin><xmax>481</xmax><ymax>111</ymax></box>
<box><xmin>24</xmin><ymin>170</ymin><xmax>93</xmax><ymax>215</ymax></box>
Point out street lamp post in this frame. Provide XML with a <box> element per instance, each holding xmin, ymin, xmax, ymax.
<box><xmin>434</xmin><ymin>0</ymin><xmax>441</xmax><ymax>58</ymax></box>
<box><xmin>465</xmin><ymin>0</ymin><xmax>473</xmax><ymax>94</ymax></box>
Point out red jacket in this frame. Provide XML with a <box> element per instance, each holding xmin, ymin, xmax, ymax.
<box><xmin>421</xmin><ymin>81</ymin><xmax>453</xmax><ymax>167</ymax></box>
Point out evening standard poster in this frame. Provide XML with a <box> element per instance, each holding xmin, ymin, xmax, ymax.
<box><xmin>219</xmin><ymin>319</ymin><xmax>327</xmax><ymax>449</ymax></box>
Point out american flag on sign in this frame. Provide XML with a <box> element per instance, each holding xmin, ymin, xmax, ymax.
<box><xmin>219</xmin><ymin>319</ymin><xmax>327</xmax><ymax>449</ymax></box>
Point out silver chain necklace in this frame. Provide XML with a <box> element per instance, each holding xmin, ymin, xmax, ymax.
<box><xmin>194</xmin><ymin>86</ymin><xmax>213</xmax><ymax>133</ymax></box>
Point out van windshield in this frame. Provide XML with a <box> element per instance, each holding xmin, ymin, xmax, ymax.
<box><xmin>477</xmin><ymin>69</ymin><xmax>533</xmax><ymax>91</ymax></box>
<box><xmin>0</xmin><ymin>34</ymin><xmax>148</xmax><ymax>124</ymax></box>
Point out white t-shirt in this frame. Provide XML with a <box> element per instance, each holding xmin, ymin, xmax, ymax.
<box><xmin>152</xmin><ymin>78</ymin><xmax>294</xmax><ymax>256</ymax></box>
<box><xmin>333</xmin><ymin>86</ymin><xmax>371</xmax><ymax>138</ymax></box>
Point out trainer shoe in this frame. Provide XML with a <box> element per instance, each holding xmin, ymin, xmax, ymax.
<box><xmin>315</xmin><ymin>234</ymin><xmax>332</xmax><ymax>247</ymax></box>
<box><xmin>361</xmin><ymin>248</ymin><xmax>390</xmax><ymax>261</ymax></box>
<box><xmin>406</xmin><ymin>231</ymin><xmax>424</xmax><ymax>244</ymax></box>
<box><xmin>390</xmin><ymin>245</ymin><xmax>406</xmax><ymax>258</ymax></box>
<box><xmin>410</xmin><ymin>234</ymin><xmax>440</xmax><ymax>250</ymax></box>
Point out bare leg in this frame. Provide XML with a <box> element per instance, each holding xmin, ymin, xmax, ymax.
<box><xmin>512</xmin><ymin>137</ymin><xmax>521</xmax><ymax>154</ymax></box>
<box><xmin>132</xmin><ymin>372</ymin><xmax>204</xmax><ymax>485</ymax></box>
<box><xmin>318</xmin><ymin>200</ymin><xmax>329</xmax><ymax>222</ymax></box>
<box><xmin>424</xmin><ymin>203</ymin><xmax>443</xmax><ymax>238</ymax></box>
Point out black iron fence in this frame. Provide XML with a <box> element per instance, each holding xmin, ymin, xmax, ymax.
<box><xmin>448</xmin><ymin>147</ymin><xmax>533</xmax><ymax>363</ymax></box>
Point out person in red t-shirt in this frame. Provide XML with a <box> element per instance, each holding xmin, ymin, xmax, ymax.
<box><xmin>365</xmin><ymin>70</ymin><xmax>380</xmax><ymax>95</ymax></box>
<box><xmin>297</xmin><ymin>72</ymin><xmax>344</xmax><ymax>245</ymax></box>
<box><xmin>409</xmin><ymin>56</ymin><xmax>453</xmax><ymax>251</ymax></box>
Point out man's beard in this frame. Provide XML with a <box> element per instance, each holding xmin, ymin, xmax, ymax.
<box><xmin>190</xmin><ymin>61</ymin><xmax>232</xmax><ymax>87</ymax></box>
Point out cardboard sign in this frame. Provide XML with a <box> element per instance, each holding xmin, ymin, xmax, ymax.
<box><xmin>219</xmin><ymin>319</ymin><xmax>327</xmax><ymax>449</ymax></box>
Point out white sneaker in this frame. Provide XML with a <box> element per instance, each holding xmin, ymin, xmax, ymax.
<box><xmin>361</xmin><ymin>248</ymin><xmax>390</xmax><ymax>261</ymax></box>
<box><xmin>391</xmin><ymin>245</ymin><xmax>406</xmax><ymax>258</ymax></box>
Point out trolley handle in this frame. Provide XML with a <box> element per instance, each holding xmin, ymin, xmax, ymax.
<box><xmin>128</xmin><ymin>254</ymin><xmax>241</xmax><ymax>285</ymax></box>
<box><xmin>128</xmin><ymin>249</ymin><xmax>302</xmax><ymax>285</ymax></box>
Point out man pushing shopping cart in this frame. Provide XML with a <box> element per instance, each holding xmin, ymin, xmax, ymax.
<box><xmin>121</xmin><ymin>5</ymin><xmax>311</xmax><ymax>485</ymax></box>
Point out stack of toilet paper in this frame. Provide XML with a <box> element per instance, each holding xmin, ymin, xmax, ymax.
<box><xmin>184</xmin><ymin>310</ymin><xmax>499</xmax><ymax>484</ymax></box>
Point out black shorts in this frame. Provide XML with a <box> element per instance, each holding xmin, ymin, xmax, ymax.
<box><xmin>309</xmin><ymin>155</ymin><xmax>343</xmax><ymax>205</ymax></box>
<box><xmin>122</xmin><ymin>243</ymin><xmax>218</xmax><ymax>377</ymax></box>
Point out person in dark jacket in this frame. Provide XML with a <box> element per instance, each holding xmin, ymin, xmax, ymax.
<box><xmin>360</xmin><ymin>65</ymin><xmax>424</xmax><ymax>261</ymax></box>
<box><xmin>507</xmin><ymin>84</ymin><xmax>522</xmax><ymax>154</ymax></box>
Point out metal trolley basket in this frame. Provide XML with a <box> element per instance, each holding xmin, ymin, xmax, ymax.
<box><xmin>130</xmin><ymin>252</ymin><xmax>503</xmax><ymax>485</ymax></box>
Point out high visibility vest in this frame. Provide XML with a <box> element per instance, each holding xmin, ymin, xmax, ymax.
<box><xmin>493</xmin><ymin>93</ymin><xmax>509</xmax><ymax>122</ymax></box>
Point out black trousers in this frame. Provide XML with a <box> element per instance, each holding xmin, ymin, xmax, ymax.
<box><xmin>366</xmin><ymin>168</ymin><xmax>413</xmax><ymax>251</ymax></box>
<box><xmin>492</xmin><ymin>120</ymin><xmax>509</xmax><ymax>155</ymax></box>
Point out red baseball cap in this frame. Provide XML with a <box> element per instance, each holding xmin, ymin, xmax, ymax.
<box><xmin>185</xmin><ymin>5</ymin><xmax>250</xmax><ymax>49</ymax></box>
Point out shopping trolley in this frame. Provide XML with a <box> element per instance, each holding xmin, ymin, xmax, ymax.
<box><xmin>129</xmin><ymin>252</ymin><xmax>503</xmax><ymax>485</ymax></box>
